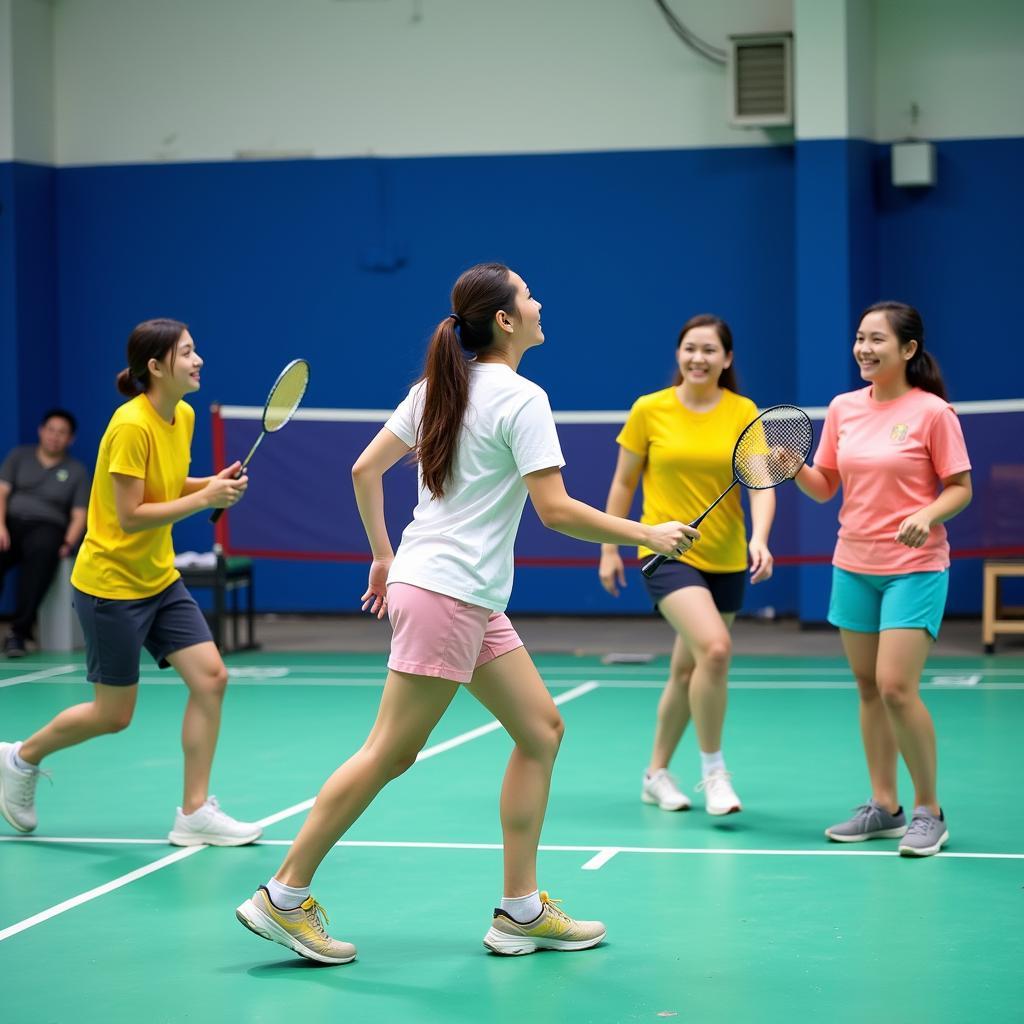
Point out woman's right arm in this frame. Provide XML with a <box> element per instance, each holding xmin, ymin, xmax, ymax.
<box><xmin>351</xmin><ymin>427</ymin><xmax>414</xmax><ymax>617</ymax></box>
<box><xmin>793</xmin><ymin>463</ymin><xmax>841</xmax><ymax>503</ymax></box>
<box><xmin>525</xmin><ymin>466</ymin><xmax>697</xmax><ymax>556</ymax></box>
<box><xmin>598</xmin><ymin>447</ymin><xmax>645</xmax><ymax>596</ymax></box>
<box><xmin>112</xmin><ymin>463</ymin><xmax>247</xmax><ymax>532</ymax></box>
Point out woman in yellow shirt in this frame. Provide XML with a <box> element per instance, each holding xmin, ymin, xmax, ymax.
<box><xmin>0</xmin><ymin>319</ymin><xmax>259</xmax><ymax>846</ymax></box>
<box><xmin>599</xmin><ymin>315</ymin><xmax>776</xmax><ymax>815</ymax></box>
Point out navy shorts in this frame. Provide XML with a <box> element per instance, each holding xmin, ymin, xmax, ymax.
<box><xmin>73</xmin><ymin>578</ymin><xmax>214</xmax><ymax>686</ymax></box>
<box><xmin>642</xmin><ymin>560</ymin><xmax>746</xmax><ymax>615</ymax></box>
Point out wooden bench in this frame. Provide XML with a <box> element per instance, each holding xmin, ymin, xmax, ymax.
<box><xmin>982</xmin><ymin>560</ymin><xmax>1024</xmax><ymax>653</ymax></box>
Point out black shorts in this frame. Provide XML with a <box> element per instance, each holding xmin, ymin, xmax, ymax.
<box><xmin>73</xmin><ymin>578</ymin><xmax>214</xmax><ymax>686</ymax></box>
<box><xmin>641</xmin><ymin>560</ymin><xmax>746</xmax><ymax>615</ymax></box>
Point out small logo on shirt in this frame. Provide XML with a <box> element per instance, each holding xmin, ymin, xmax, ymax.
<box><xmin>889</xmin><ymin>423</ymin><xmax>909</xmax><ymax>443</ymax></box>
<box><xmin>56</xmin><ymin>468</ymin><xmax>70</xmax><ymax>482</ymax></box>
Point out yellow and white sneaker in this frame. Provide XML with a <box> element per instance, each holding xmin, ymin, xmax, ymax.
<box><xmin>482</xmin><ymin>892</ymin><xmax>606</xmax><ymax>956</ymax></box>
<box><xmin>236</xmin><ymin>887</ymin><xmax>357</xmax><ymax>965</ymax></box>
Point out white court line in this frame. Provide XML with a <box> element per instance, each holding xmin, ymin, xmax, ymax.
<box><xmin>0</xmin><ymin>665</ymin><xmax>77</xmax><ymax>689</ymax></box>
<box><xmin>0</xmin><ymin>846</ymin><xmax>205</xmax><ymax>943</ymax></box>
<box><xmin>254</xmin><ymin>681</ymin><xmax>599</xmax><ymax>829</ymax></box>
<box><xmin>582</xmin><ymin>848</ymin><xmax>621</xmax><ymax>870</ymax></box>
<box><xmin>0</xmin><ymin>680</ymin><xmax>600</xmax><ymax>942</ymax></box>
<box><xmin>13</xmin><ymin>663</ymin><xmax>1023</xmax><ymax>681</ymax></box>
<box><xmin>4</xmin><ymin>835</ymin><xmax>1022</xmax><ymax>862</ymax></box>
<box><xmin>16</xmin><ymin>675</ymin><xmax>1024</xmax><ymax>691</ymax></box>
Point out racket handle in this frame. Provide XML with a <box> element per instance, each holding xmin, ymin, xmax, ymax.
<box><xmin>641</xmin><ymin>553</ymin><xmax>670</xmax><ymax>578</ymax></box>
<box><xmin>208</xmin><ymin>463</ymin><xmax>248</xmax><ymax>524</ymax></box>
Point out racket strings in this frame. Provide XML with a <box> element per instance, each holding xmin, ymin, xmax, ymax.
<box><xmin>733</xmin><ymin>409</ymin><xmax>813</xmax><ymax>489</ymax></box>
<box><xmin>263</xmin><ymin>361</ymin><xmax>310</xmax><ymax>431</ymax></box>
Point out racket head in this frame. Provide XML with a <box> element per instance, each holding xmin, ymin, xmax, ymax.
<box><xmin>733</xmin><ymin>404</ymin><xmax>813</xmax><ymax>490</ymax></box>
<box><xmin>262</xmin><ymin>358</ymin><xmax>310</xmax><ymax>432</ymax></box>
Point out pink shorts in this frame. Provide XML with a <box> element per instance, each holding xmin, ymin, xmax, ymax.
<box><xmin>386</xmin><ymin>583</ymin><xmax>523</xmax><ymax>683</ymax></box>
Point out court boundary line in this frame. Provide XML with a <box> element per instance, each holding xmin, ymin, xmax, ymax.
<box><xmin>0</xmin><ymin>665</ymin><xmax>78</xmax><ymax>689</ymax></box>
<box><xmin>12</xmin><ymin>675</ymin><xmax>1022</xmax><ymax>690</ymax></box>
<box><xmin>0</xmin><ymin>847</ymin><xmax>204</xmax><ymax>942</ymax></box>
<box><xmin>0</xmin><ymin>680</ymin><xmax>600</xmax><ymax>943</ymax></box>
<box><xmin>3</xmin><ymin>835</ymin><xmax>1021</xmax><ymax>862</ymax></box>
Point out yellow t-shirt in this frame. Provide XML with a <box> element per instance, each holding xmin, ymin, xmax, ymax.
<box><xmin>617</xmin><ymin>387</ymin><xmax>757</xmax><ymax>572</ymax></box>
<box><xmin>72</xmin><ymin>396</ymin><xmax>194</xmax><ymax>599</ymax></box>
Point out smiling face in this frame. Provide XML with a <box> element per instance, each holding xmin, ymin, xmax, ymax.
<box><xmin>151</xmin><ymin>329</ymin><xmax>204</xmax><ymax>397</ymax></box>
<box><xmin>676</xmin><ymin>325</ymin><xmax>732</xmax><ymax>388</ymax></box>
<box><xmin>853</xmin><ymin>310</ymin><xmax>915</xmax><ymax>388</ymax></box>
<box><xmin>500</xmin><ymin>271</ymin><xmax>544</xmax><ymax>349</ymax></box>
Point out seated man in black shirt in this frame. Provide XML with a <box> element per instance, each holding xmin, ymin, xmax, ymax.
<box><xmin>0</xmin><ymin>409</ymin><xmax>91</xmax><ymax>657</ymax></box>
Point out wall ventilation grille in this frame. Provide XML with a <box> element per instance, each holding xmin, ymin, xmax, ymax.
<box><xmin>729</xmin><ymin>34</ymin><xmax>793</xmax><ymax>127</ymax></box>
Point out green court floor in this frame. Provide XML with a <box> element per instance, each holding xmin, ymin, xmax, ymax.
<box><xmin>1</xmin><ymin>651</ymin><xmax>1022</xmax><ymax>1023</ymax></box>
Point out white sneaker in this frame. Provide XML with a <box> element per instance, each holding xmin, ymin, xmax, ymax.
<box><xmin>641</xmin><ymin>768</ymin><xmax>691</xmax><ymax>811</ymax></box>
<box><xmin>168</xmin><ymin>795</ymin><xmax>262</xmax><ymax>846</ymax></box>
<box><xmin>0</xmin><ymin>741</ymin><xmax>42</xmax><ymax>833</ymax></box>
<box><xmin>696</xmin><ymin>769</ymin><xmax>742</xmax><ymax>816</ymax></box>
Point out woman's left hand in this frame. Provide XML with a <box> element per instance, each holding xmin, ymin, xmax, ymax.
<box><xmin>748</xmin><ymin>540</ymin><xmax>774</xmax><ymax>584</ymax></box>
<box><xmin>895</xmin><ymin>510</ymin><xmax>933</xmax><ymax>548</ymax></box>
<box><xmin>361</xmin><ymin>557</ymin><xmax>393</xmax><ymax>619</ymax></box>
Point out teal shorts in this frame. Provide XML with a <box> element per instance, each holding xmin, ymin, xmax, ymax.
<box><xmin>827</xmin><ymin>567</ymin><xmax>949</xmax><ymax>640</ymax></box>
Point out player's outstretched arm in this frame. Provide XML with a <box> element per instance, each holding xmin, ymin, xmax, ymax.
<box><xmin>525</xmin><ymin>466</ymin><xmax>698</xmax><ymax>556</ymax></box>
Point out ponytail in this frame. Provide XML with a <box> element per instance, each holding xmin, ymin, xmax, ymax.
<box><xmin>860</xmin><ymin>301</ymin><xmax>949</xmax><ymax>401</ymax></box>
<box><xmin>418</xmin><ymin>320</ymin><xmax>470</xmax><ymax>500</ymax></box>
<box><xmin>116</xmin><ymin>367</ymin><xmax>142</xmax><ymax>398</ymax></box>
<box><xmin>906</xmin><ymin>348</ymin><xmax>948</xmax><ymax>402</ymax></box>
<box><xmin>415</xmin><ymin>262</ymin><xmax>519</xmax><ymax>499</ymax></box>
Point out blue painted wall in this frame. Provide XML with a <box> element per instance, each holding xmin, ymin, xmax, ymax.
<box><xmin>2</xmin><ymin>136</ymin><xmax>1021</xmax><ymax>616</ymax></box>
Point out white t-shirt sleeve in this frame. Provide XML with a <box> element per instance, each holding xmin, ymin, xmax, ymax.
<box><xmin>384</xmin><ymin>383</ymin><xmax>423</xmax><ymax>447</ymax></box>
<box><xmin>505</xmin><ymin>390</ymin><xmax>565</xmax><ymax>476</ymax></box>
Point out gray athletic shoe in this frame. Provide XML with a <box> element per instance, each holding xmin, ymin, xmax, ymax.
<box><xmin>898</xmin><ymin>807</ymin><xmax>948</xmax><ymax>857</ymax></box>
<box><xmin>825</xmin><ymin>799</ymin><xmax>907</xmax><ymax>843</ymax></box>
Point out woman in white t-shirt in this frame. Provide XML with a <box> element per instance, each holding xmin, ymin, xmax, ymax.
<box><xmin>237</xmin><ymin>263</ymin><xmax>697</xmax><ymax>963</ymax></box>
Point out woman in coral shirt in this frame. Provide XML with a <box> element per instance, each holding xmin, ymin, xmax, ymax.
<box><xmin>795</xmin><ymin>302</ymin><xmax>971</xmax><ymax>857</ymax></box>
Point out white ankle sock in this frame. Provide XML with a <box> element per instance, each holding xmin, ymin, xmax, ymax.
<box><xmin>700</xmin><ymin>750</ymin><xmax>725</xmax><ymax>777</ymax></box>
<box><xmin>501</xmin><ymin>890</ymin><xmax>542</xmax><ymax>923</ymax></box>
<box><xmin>267</xmin><ymin>877</ymin><xmax>310</xmax><ymax>911</ymax></box>
<box><xmin>11</xmin><ymin>743</ymin><xmax>37</xmax><ymax>773</ymax></box>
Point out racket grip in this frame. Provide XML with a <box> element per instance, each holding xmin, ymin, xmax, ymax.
<box><xmin>208</xmin><ymin>464</ymin><xmax>246</xmax><ymax>524</ymax></box>
<box><xmin>641</xmin><ymin>554</ymin><xmax>670</xmax><ymax>578</ymax></box>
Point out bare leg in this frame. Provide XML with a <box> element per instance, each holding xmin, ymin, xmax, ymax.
<box><xmin>840</xmin><ymin>629</ymin><xmax>899</xmax><ymax>812</ymax></box>
<box><xmin>275</xmin><ymin>670</ymin><xmax>460</xmax><ymax>888</ymax></box>
<box><xmin>166</xmin><ymin>642</ymin><xmax>228</xmax><ymax>814</ymax></box>
<box><xmin>648</xmin><ymin>633</ymin><xmax>694</xmax><ymax>773</ymax></box>
<box><xmin>19</xmin><ymin>683</ymin><xmax>138</xmax><ymax>764</ymax></box>
<box><xmin>875</xmin><ymin>628</ymin><xmax>939</xmax><ymax>815</ymax></box>
<box><xmin>466</xmin><ymin>647</ymin><xmax>564</xmax><ymax>898</ymax></box>
<box><xmin>656</xmin><ymin>588</ymin><xmax>734</xmax><ymax>754</ymax></box>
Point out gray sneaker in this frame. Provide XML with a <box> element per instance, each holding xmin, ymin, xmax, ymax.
<box><xmin>825</xmin><ymin>799</ymin><xmax>907</xmax><ymax>843</ymax></box>
<box><xmin>898</xmin><ymin>807</ymin><xmax>948</xmax><ymax>857</ymax></box>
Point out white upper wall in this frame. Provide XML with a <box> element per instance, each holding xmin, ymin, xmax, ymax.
<box><xmin>1</xmin><ymin>0</ymin><xmax>1015</xmax><ymax>166</ymax></box>
<box><xmin>0</xmin><ymin>0</ymin><xmax>15</xmax><ymax>161</ymax></box>
<box><xmin>793</xmin><ymin>0</ymin><xmax>874</xmax><ymax>139</ymax></box>
<box><xmin>873</xmin><ymin>0</ymin><xmax>1024</xmax><ymax>142</ymax></box>
<box><xmin>11</xmin><ymin>0</ymin><xmax>54</xmax><ymax>163</ymax></box>
<box><xmin>52</xmin><ymin>0</ymin><xmax>792</xmax><ymax>165</ymax></box>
